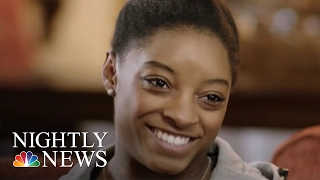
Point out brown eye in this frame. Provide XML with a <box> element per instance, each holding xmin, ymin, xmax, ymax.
<box><xmin>202</xmin><ymin>94</ymin><xmax>224</xmax><ymax>102</ymax></box>
<box><xmin>145</xmin><ymin>78</ymin><xmax>169</xmax><ymax>89</ymax></box>
<box><xmin>154</xmin><ymin>79</ymin><xmax>166</xmax><ymax>87</ymax></box>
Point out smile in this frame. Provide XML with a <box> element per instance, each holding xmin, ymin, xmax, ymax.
<box><xmin>146</xmin><ymin>125</ymin><xmax>198</xmax><ymax>156</ymax></box>
<box><xmin>153</xmin><ymin>128</ymin><xmax>192</xmax><ymax>146</ymax></box>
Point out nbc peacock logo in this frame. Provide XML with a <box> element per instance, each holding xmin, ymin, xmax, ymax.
<box><xmin>13</xmin><ymin>151</ymin><xmax>40</xmax><ymax>167</ymax></box>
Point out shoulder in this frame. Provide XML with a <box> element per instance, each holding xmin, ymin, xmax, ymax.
<box><xmin>209</xmin><ymin>137</ymin><xmax>288</xmax><ymax>180</ymax></box>
<box><xmin>249</xmin><ymin>161</ymin><xmax>289</xmax><ymax>180</ymax></box>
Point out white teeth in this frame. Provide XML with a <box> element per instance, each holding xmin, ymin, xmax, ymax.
<box><xmin>181</xmin><ymin>137</ymin><xmax>186</xmax><ymax>144</ymax></box>
<box><xmin>154</xmin><ymin>128</ymin><xmax>191</xmax><ymax>146</ymax></box>
<box><xmin>168</xmin><ymin>135</ymin><xmax>174</xmax><ymax>144</ymax></box>
<box><xmin>185</xmin><ymin>137</ymin><xmax>190</xmax><ymax>144</ymax></box>
<box><xmin>174</xmin><ymin>136</ymin><xmax>181</xmax><ymax>145</ymax></box>
<box><xmin>156</xmin><ymin>129</ymin><xmax>163</xmax><ymax>139</ymax></box>
<box><xmin>162</xmin><ymin>132</ymin><xmax>168</xmax><ymax>141</ymax></box>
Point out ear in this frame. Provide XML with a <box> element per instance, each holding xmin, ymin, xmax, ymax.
<box><xmin>102</xmin><ymin>51</ymin><xmax>118</xmax><ymax>94</ymax></box>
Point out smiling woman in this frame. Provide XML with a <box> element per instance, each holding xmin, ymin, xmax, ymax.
<box><xmin>60</xmin><ymin>0</ymin><xmax>288</xmax><ymax>180</ymax></box>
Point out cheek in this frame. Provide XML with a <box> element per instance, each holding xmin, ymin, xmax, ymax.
<box><xmin>201</xmin><ymin>108</ymin><xmax>227</xmax><ymax>138</ymax></box>
<box><xmin>113</xmin><ymin>77</ymin><xmax>139</xmax><ymax>131</ymax></box>
<box><xmin>134</xmin><ymin>89</ymin><xmax>167</xmax><ymax>119</ymax></box>
<box><xmin>113</xmin><ymin>86</ymin><xmax>144</xmax><ymax>147</ymax></box>
<box><xmin>115</xmin><ymin>77</ymin><xmax>164</xmax><ymax>127</ymax></box>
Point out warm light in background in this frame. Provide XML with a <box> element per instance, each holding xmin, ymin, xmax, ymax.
<box><xmin>0</xmin><ymin>0</ymin><xmax>42</xmax><ymax>86</ymax></box>
<box><xmin>0</xmin><ymin>0</ymin><xmax>125</xmax><ymax>91</ymax></box>
<box><xmin>34</xmin><ymin>0</ymin><xmax>126</xmax><ymax>91</ymax></box>
<box><xmin>1</xmin><ymin>0</ymin><xmax>320</xmax><ymax>93</ymax></box>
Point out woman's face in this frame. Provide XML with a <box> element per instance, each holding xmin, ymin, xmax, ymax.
<box><xmin>105</xmin><ymin>28</ymin><xmax>232</xmax><ymax>174</ymax></box>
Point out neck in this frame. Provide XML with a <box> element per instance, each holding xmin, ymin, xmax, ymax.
<box><xmin>107</xmin><ymin>147</ymin><xmax>211</xmax><ymax>180</ymax></box>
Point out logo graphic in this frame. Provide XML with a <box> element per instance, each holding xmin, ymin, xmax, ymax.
<box><xmin>12</xmin><ymin>132</ymin><xmax>109</xmax><ymax>168</ymax></box>
<box><xmin>13</xmin><ymin>151</ymin><xmax>40</xmax><ymax>167</ymax></box>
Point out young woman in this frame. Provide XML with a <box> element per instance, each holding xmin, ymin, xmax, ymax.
<box><xmin>60</xmin><ymin>0</ymin><xmax>288</xmax><ymax>179</ymax></box>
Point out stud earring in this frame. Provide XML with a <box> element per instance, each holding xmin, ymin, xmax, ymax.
<box><xmin>107</xmin><ymin>89</ymin><xmax>114</xmax><ymax>96</ymax></box>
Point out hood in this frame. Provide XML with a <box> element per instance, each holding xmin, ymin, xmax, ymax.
<box><xmin>210</xmin><ymin>137</ymin><xmax>286</xmax><ymax>180</ymax></box>
<box><xmin>59</xmin><ymin>137</ymin><xmax>287</xmax><ymax>180</ymax></box>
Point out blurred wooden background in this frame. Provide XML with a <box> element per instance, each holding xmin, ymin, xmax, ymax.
<box><xmin>0</xmin><ymin>0</ymin><xmax>320</xmax><ymax>156</ymax></box>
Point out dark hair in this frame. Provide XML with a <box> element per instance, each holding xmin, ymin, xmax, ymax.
<box><xmin>111</xmin><ymin>0</ymin><xmax>240</xmax><ymax>85</ymax></box>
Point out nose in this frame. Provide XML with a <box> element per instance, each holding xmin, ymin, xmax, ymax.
<box><xmin>163</xmin><ymin>92</ymin><xmax>199</xmax><ymax>128</ymax></box>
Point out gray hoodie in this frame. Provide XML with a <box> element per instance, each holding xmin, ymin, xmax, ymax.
<box><xmin>59</xmin><ymin>137</ymin><xmax>288</xmax><ymax>180</ymax></box>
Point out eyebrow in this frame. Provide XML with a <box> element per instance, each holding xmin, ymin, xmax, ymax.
<box><xmin>205</xmin><ymin>79</ymin><xmax>230</xmax><ymax>88</ymax></box>
<box><xmin>142</xmin><ymin>61</ymin><xmax>175</xmax><ymax>74</ymax></box>
<box><xmin>142</xmin><ymin>60</ymin><xmax>229</xmax><ymax>87</ymax></box>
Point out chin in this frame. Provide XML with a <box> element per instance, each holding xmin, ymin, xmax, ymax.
<box><xmin>147</xmin><ymin>159</ymin><xmax>186</xmax><ymax>175</ymax></box>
